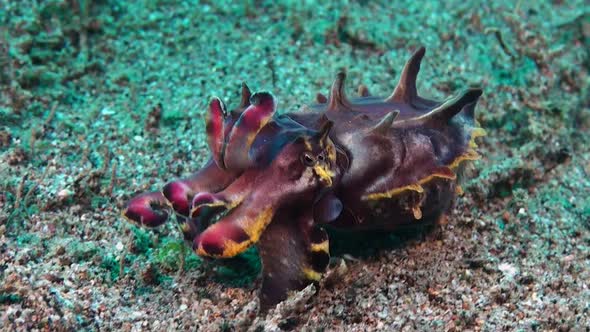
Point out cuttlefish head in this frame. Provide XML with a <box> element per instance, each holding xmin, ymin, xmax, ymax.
<box><xmin>273</xmin><ymin>120</ymin><xmax>338</xmax><ymax>191</ymax></box>
<box><xmin>192</xmin><ymin>120</ymin><xmax>338</xmax><ymax>258</ymax></box>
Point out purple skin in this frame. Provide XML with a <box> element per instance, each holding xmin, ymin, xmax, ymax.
<box><xmin>122</xmin><ymin>47</ymin><xmax>485</xmax><ymax>310</ymax></box>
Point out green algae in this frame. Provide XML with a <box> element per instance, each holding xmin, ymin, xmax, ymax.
<box><xmin>213</xmin><ymin>247</ymin><xmax>261</xmax><ymax>288</ymax></box>
<box><xmin>16</xmin><ymin>232</ymin><xmax>40</xmax><ymax>247</ymax></box>
<box><xmin>154</xmin><ymin>237</ymin><xmax>201</xmax><ymax>272</ymax></box>
<box><xmin>0</xmin><ymin>293</ymin><xmax>23</xmax><ymax>305</ymax></box>
<box><xmin>99</xmin><ymin>251</ymin><xmax>121</xmax><ymax>282</ymax></box>
<box><xmin>67</xmin><ymin>240</ymin><xmax>99</xmax><ymax>263</ymax></box>
<box><xmin>130</xmin><ymin>226</ymin><xmax>153</xmax><ymax>255</ymax></box>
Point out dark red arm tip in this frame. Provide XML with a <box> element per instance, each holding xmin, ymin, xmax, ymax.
<box><xmin>122</xmin><ymin>192</ymin><xmax>170</xmax><ymax>227</ymax></box>
<box><xmin>162</xmin><ymin>180</ymin><xmax>193</xmax><ymax>217</ymax></box>
<box><xmin>193</xmin><ymin>221</ymin><xmax>250</xmax><ymax>257</ymax></box>
<box><xmin>190</xmin><ymin>192</ymin><xmax>226</xmax><ymax>219</ymax></box>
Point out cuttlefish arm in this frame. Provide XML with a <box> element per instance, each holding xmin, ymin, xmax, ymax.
<box><xmin>193</xmin><ymin>193</ymin><xmax>330</xmax><ymax>311</ymax></box>
<box><xmin>162</xmin><ymin>159</ymin><xmax>238</xmax><ymax>218</ymax></box>
<box><xmin>122</xmin><ymin>159</ymin><xmax>238</xmax><ymax>237</ymax></box>
<box><xmin>257</xmin><ymin>208</ymin><xmax>330</xmax><ymax>311</ymax></box>
<box><xmin>189</xmin><ymin>169</ymin><xmax>258</xmax><ymax>220</ymax></box>
<box><xmin>121</xmin><ymin>191</ymin><xmax>170</xmax><ymax>228</ymax></box>
<box><xmin>192</xmin><ymin>181</ymin><xmax>277</xmax><ymax>258</ymax></box>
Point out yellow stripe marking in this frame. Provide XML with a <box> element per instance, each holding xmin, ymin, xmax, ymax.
<box><xmin>412</xmin><ymin>206</ymin><xmax>423</xmax><ymax>220</ymax></box>
<box><xmin>326</xmin><ymin>143</ymin><xmax>337</xmax><ymax>163</ymax></box>
<box><xmin>180</xmin><ymin>222</ymin><xmax>191</xmax><ymax>233</ymax></box>
<box><xmin>364</xmin><ymin>126</ymin><xmax>484</xmax><ymax>201</ymax></box>
<box><xmin>449</xmin><ymin>149</ymin><xmax>480</xmax><ymax>169</ymax></box>
<box><xmin>472</xmin><ymin>127</ymin><xmax>487</xmax><ymax>138</ymax></box>
<box><xmin>242</xmin><ymin>207</ymin><xmax>274</xmax><ymax>242</ymax></box>
<box><xmin>221</xmin><ymin>238</ymin><xmax>251</xmax><ymax>257</ymax></box>
<box><xmin>190</xmin><ymin>201</ymin><xmax>225</xmax><ymax>217</ymax></box>
<box><xmin>310</xmin><ymin>241</ymin><xmax>329</xmax><ymax>253</ymax></box>
<box><xmin>303</xmin><ymin>138</ymin><xmax>312</xmax><ymax>151</ymax></box>
<box><xmin>302</xmin><ymin>267</ymin><xmax>322</xmax><ymax>281</ymax></box>
<box><xmin>364</xmin><ymin>171</ymin><xmax>456</xmax><ymax>201</ymax></box>
<box><xmin>196</xmin><ymin>207</ymin><xmax>275</xmax><ymax>258</ymax></box>
<box><xmin>313</xmin><ymin>165</ymin><xmax>334</xmax><ymax>187</ymax></box>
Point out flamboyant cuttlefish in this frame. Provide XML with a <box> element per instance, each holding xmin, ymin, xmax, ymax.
<box><xmin>122</xmin><ymin>47</ymin><xmax>485</xmax><ymax>310</ymax></box>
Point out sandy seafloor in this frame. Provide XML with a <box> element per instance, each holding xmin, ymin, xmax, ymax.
<box><xmin>1</xmin><ymin>0</ymin><xmax>589</xmax><ymax>331</ymax></box>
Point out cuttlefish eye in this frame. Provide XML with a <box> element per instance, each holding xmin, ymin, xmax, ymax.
<box><xmin>301</xmin><ymin>152</ymin><xmax>316</xmax><ymax>166</ymax></box>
